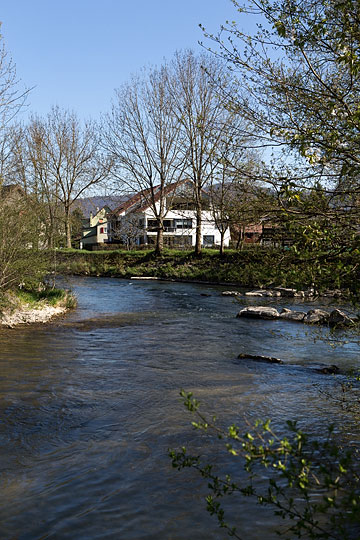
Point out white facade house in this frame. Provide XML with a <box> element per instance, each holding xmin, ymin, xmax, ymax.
<box><xmin>108</xmin><ymin>182</ymin><xmax>231</xmax><ymax>249</ymax></box>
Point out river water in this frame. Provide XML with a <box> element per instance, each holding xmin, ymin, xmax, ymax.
<box><xmin>0</xmin><ymin>277</ymin><xmax>359</xmax><ymax>539</ymax></box>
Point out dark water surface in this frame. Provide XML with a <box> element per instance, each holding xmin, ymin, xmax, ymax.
<box><xmin>0</xmin><ymin>277</ymin><xmax>359</xmax><ymax>539</ymax></box>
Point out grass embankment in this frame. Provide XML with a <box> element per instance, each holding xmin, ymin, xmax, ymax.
<box><xmin>15</xmin><ymin>287</ymin><xmax>77</xmax><ymax>309</ymax></box>
<box><xmin>55</xmin><ymin>247</ymin><xmax>359</xmax><ymax>294</ymax></box>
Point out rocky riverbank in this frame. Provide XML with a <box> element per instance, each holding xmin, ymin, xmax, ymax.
<box><xmin>1</xmin><ymin>304</ymin><xmax>68</xmax><ymax>328</ymax></box>
<box><xmin>236</xmin><ymin>305</ymin><xmax>358</xmax><ymax>327</ymax></box>
<box><xmin>222</xmin><ymin>286</ymin><xmax>345</xmax><ymax>299</ymax></box>
<box><xmin>0</xmin><ymin>289</ymin><xmax>76</xmax><ymax>328</ymax></box>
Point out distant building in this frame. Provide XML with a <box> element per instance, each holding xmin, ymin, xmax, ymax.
<box><xmin>108</xmin><ymin>181</ymin><xmax>231</xmax><ymax>249</ymax></box>
<box><xmin>80</xmin><ymin>182</ymin><xmax>231</xmax><ymax>249</ymax></box>
<box><xmin>80</xmin><ymin>205</ymin><xmax>112</xmax><ymax>249</ymax></box>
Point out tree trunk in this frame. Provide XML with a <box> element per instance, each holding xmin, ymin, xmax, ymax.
<box><xmin>155</xmin><ymin>219</ymin><xmax>164</xmax><ymax>255</ymax></box>
<box><xmin>219</xmin><ymin>230</ymin><xmax>225</xmax><ymax>257</ymax></box>
<box><xmin>195</xmin><ymin>198</ymin><xmax>202</xmax><ymax>255</ymax></box>
<box><xmin>65</xmin><ymin>206</ymin><xmax>72</xmax><ymax>248</ymax></box>
<box><xmin>236</xmin><ymin>225</ymin><xmax>245</xmax><ymax>251</ymax></box>
<box><xmin>48</xmin><ymin>210</ymin><xmax>55</xmax><ymax>249</ymax></box>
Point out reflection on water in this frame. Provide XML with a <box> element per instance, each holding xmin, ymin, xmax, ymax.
<box><xmin>0</xmin><ymin>277</ymin><xmax>359</xmax><ymax>539</ymax></box>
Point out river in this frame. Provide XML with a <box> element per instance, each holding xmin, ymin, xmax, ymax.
<box><xmin>0</xmin><ymin>277</ymin><xmax>359</xmax><ymax>539</ymax></box>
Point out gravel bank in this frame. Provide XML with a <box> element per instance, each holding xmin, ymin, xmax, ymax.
<box><xmin>0</xmin><ymin>304</ymin><xmax>68</xmax><ymax>328</ymax></box>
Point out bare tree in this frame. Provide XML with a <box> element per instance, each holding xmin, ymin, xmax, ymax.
<box><xmin>0</xmin><ymin>26</ymin><xmax>30</xmax><ymax>185</ymax></box>
<box><xmin>0</xmin><ymin>27</ymin><xmax>29</xmax><ymax>134</ymax></box>
<box><xmin>112</xmin><ymin>214</ymin><xmax>144</xmax><ymax>250</ymax></box>
<box><xmin>103</xmin><ymin>64</ymin><xmax>186</xmax><ymax>254</ymax></box>
<box><xmin>0</xmin><ymin>125</ymin><xmax>21</xmax><ymax>185</ymax></box>
<box><xmin>25</xmin><ymin>118</ymin><xmax>64</xmax><ymax>248</ymax></box>
<box><xmin>170</xmin><ymin>50</ymin><xmax>239</xmax><ymax>255</ymax></box>
<box><xmin>208</xmin><ymin>159</ymin><xmax>236</xmax><ymax>257</ymax></box>
<box><xmin>28</xmin><ymin>107</ymin><xmax>112</xmax><ymax>248</ymax></box>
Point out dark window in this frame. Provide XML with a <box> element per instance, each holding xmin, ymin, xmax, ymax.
<box><xmin>147</xmin><ymin>220</ymin><xmax>158</xmax><ymax>231</ymax></box>
<box><xmin>203</xmin><ymin>235</ymin><xmax>214</xmax><ymax>246</ymax></box>
<box><xmin>163</xmin><ymin>236</ymin><xmax>192</xmax><ymax>247</ymax></box>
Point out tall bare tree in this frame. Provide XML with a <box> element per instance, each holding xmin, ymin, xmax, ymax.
<box><xmin>28</xmin><ymin>107</ymin><xmax>112</xmax><ymax>248</ymax></box>
<box><xmin>103</xmin><ymin>64</ymin><xmax>186</xmax><ymax>254</ymax></box>
<box><xmin>0</xmin><ymin>26</ymin><xmax>29</xmax><ymax>135</ymax></box>
<box><xmin>170</xmin><ymin>50</ymin><xmax>239</xmax><ymax>255</ymax></box>
<box><xmin>25</xmin><ymin>118</ymin><xmax>64</xmax><ymax>248</ymax></box>
<box><xmin>0</xmin><ymin>25</ymin><xmax>30</xmax><ymax>188</ymax></box>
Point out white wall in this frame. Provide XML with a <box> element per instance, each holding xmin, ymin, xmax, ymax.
<box><xmin>143</xmin><ymin>207</ymin><xmax>230</xmax><ymax>246</ymax></box>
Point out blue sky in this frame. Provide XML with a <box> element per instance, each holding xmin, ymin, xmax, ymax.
<box><xmin>1</xmin><ymin>0</ymin><xmax>235</xmax><ymax>120</ymax></box>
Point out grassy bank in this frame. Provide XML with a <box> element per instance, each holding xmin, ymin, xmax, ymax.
<box><xmin>54</xmin><ymin>247</ymin><xmax>359</xmax><ymax>295</ymax></box>
<box><xmin>0</xmin><ymin>286</ymin><xmax>77</xmax><ymax>321</ymax></box>
<box><xmin>15</xmin><ymin>287</ymin><xmax>77</xmax><ymax>309</ymax></box>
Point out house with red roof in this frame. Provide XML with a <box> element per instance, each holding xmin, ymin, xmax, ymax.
<box><xmin>82</xmin><ymin>181</ymin><xmax>231</xmax><ymax>249</ymax></box>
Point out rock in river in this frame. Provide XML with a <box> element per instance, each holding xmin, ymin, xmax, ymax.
<box><xmin>314</xmin><ymin>364</ymin><xmax>340</xmax><ymax>374</ymax></box>
<box><xmin>280</xmin><ymin>310</ymin><xmax>307</xmax><ymax>322</ymax></box>
<box><xmin>238</xmin><ymin>353</ymin><xmax>283</xmax><ymax>364</ymax></box>
<box><xmin>244</xmin><ymin>290</ymin><xmax>265</xmax><ymax>297</ymax></box>
<box><xmin>303</xmin><ymin>309</ymin><xmax>330</xmax><ymax>324</ymax></box>
<box><xmin>237</xmin><ymin>306</ymin><xmax>280</xmax><ymax>319</ymax></box>
<box><xmin>328</xmin><ymin>309</ymin><xmax>354</xmax><ymax>327</ymax></box>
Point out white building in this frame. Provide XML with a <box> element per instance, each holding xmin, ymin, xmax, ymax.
<box><xmin>108</xmin><ymin>181</ymin><xmax>231</xmax><ymax>249</ymax></box>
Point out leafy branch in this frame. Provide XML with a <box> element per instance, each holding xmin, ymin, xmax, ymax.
<box><xmin>169</xmin><ymin>390</ymin><xmax>360</xmax><ymax>539</ymax></box>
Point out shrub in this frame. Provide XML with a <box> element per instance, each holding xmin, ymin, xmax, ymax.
<box><xmin>169</xmin><ymin>391</ymin><xmax>360</xmax><ymax>539</ymax></box>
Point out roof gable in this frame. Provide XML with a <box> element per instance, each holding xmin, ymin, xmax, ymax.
<box><xmin>112</xmin><ymin>179</ymin><xmax>193</xmax><ymax>216</ymax></box>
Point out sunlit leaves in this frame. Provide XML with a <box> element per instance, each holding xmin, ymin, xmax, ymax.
<box><xmin>169</xmin><ymin>389</ymin><xmax>360</xmax><ymax>539</ymax></box>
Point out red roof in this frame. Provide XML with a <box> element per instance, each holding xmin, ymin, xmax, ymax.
<box><xmin>111</xmin><ymin>186</ymin><xmax>155</xmax><ymax>216</ymax></box>
<box><xmin>112</xmin><ymin>179</ymin><xmax>190</xmax><ymax>216</ymax></box>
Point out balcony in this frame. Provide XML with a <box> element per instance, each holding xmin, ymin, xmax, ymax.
<box><xmin>147</xmin><ymin>226</ymin><xmax>176</xmax><ymax>233</ymax></box>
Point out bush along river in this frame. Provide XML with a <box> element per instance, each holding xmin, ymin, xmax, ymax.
<box><xmin>0</xmin><ymin>276</ymin><xmax>359</xmax><ymax>539</ymax></box>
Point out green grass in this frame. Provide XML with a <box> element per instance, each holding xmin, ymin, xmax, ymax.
<box><xmin>52</xmin><ymin>246</ymin><xmax>359</xmax><ymax>297</ymax></box>
<box><xmin>16</xmin><ymin>287</ymin><xmax>72</xmax><ymax>307</ymax></box>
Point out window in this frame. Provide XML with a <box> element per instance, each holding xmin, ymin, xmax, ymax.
<box><xmin>164</xmin><ymin>236</ymin><xmax>192</xmax><ymax>247</ymax></box>
<box><xmin>175</xmin><ymin>219</ymin><xmax>192</xmax><ymax>229</ymax></box>
<box><xmin>147</xmin><ymin>220</ymin><xmax>158</xmax><ymax>231</ymax></box>
<box><xmin>203</xmin><ymin>235</ymin><xmax>214</xmax><ymax>246</ymax></box>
